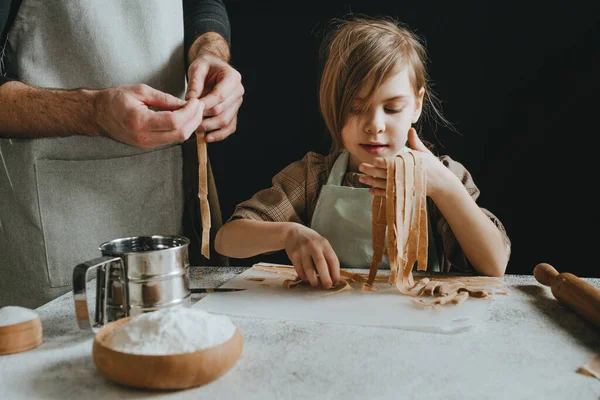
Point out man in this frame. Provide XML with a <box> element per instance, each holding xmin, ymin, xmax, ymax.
<box><xmin>0</xmin><ymin>0</ymin><xmax>244</xmax><ymax>308</ymax></box>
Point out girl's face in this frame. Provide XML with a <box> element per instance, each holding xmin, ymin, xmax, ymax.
<box><xmin>341</xmin><ymin>69</ymin><xmax>424</xmax><ymax>172</ymax></box>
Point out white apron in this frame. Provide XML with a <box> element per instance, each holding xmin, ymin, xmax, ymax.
<box><xmin>310</xmin><ymin>151</ymin><xmax>440</xmax><ymax>271</ymax></box>
<box><xmin>0</xmin><ymin>1</ymin><xmax>188</xmax><ymax>307</ymax></box>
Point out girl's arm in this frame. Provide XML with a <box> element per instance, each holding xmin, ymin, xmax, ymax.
<box><xmin>428</xmin><ymin>168</ymin><xmax>509</xmax><ymax>277</ymax></box>
<box><xmin>215</xmin><ymin>219</ymin><xmax>293</xmax><ymax>258</ymax></box>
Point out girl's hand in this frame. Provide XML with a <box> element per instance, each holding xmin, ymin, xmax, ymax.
<box><xmin>358</xmin><ymin>128</ymin><xmax>452</xmax><ymax>199</ymax></box>
<box><xmin>283</xmin><ymin>223</ymin><xmax>340</xmax><ymax>289</ymax></box>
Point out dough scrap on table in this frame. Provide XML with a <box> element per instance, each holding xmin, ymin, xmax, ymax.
<box><xmin>253</xmin><ymin>263</ymin><xmax>504</xmax><ymax>302</ymax></box>
<box><xmin>244</xmin><ymin>277</ymin><xmax>266</xmax><ymax>282</ymax></box>
<box><xmin>577</xmin><ymin>354</ymin><xmax>600</xmax><ymax>380</ymax></box>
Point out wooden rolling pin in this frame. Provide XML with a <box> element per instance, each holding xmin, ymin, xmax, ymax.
<box><xmin>533</xmin><ymin>262</ymin><xmax>600</xmax><ymax>330</ymax></box>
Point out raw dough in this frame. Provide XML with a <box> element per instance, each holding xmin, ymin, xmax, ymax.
<box><xmin>197</xmin><ymin>131</ymin><xmax>211</xmax><ymax>259</ymax></box>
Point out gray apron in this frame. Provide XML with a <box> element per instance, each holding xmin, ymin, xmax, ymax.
<box><xmin>310</xmin><ymin>151</ymin><xmax>440</xmax><ymax>271</ymax></box>
<box><xmin>0</xmin><ymin>1</ymin><xmax>190</xmax><ymax>308</ymax></box>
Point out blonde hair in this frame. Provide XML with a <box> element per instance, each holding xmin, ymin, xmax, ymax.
<box><xmin>318</xmin><ymin>15</ymin><xmax>450</xmax><ymax>152</ymax></box>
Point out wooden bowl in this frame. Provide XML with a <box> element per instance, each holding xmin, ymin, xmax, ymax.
<box><xmin>92</xmin><ymin>316</ymin><xmax>243</xmax><ymax>390</ymax></box>
<box><xmin>0</xmin><ymin>316</ymin><xmax>43</xmax><ymax>355</ymax></box>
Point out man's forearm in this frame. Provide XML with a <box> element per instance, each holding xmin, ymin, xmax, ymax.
<box><xmin>187</xmin><ymin>31</ymin><xmax>230</xmax><ymax>65</ymax></box>
<box><xmin>0</xmin><ymin>81</ymin><xmax>99</xmax><ymax>138</ymax></box>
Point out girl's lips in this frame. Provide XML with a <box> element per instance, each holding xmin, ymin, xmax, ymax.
<box><xmin>360</xmin><ymin>144</ymin><xmax>388</xmax><ymax>155</ymax></box>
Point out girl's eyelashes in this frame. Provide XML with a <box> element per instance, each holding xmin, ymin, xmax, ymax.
<box><xmin>385</xmin><ymin>108</ymin><xmax>404</xmax><ymax>114</ymax></box>
<box><xmin>349</xmin><ymin>105</ymin><xmax>405</xmax><ymax>114</ymax></box>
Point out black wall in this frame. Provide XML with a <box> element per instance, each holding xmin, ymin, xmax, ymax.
<box><xmin>208</xmin><ymin>1</ymin><xmax>600</xmax><ymax>277</ymax></box>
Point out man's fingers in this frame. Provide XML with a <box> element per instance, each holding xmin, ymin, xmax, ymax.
<box><xmin>201</xmin><ymin>96</ymin><xmax>241</xmax><ymax>132</ymax></box>
<box><xmin>171</xmin><ymin>100</ymin><xmax>205</xmax><ymax>141</ymax></box>
<box><xmin>185</xmin><ymin>62</ymin><xmax>209</xmax><ymax>100</ymax></box>
<box><xmin>145</xmin><ymin>98</ymin><xmax>203</xmax><ymax>132</ymax></box>
<box><xmin>199</xmin><ymin>69</ymin><xmax>242</xmax><ymax>111</ymax></box>
<box><xmin>201</xmin><ymin>101</ymin><xmax>242</xmax><ymax>143</ymax></box>
<box><xmin>139</xmin><ymin>84</ymin><xmax>186</xmax><ymax>110</ymax></box>
<box><xmin>203</xmin><ymin>85</ymin><xmax>244</xmax><ymax>117</ymax></box>
<box><xmin>140</xmin><ymin>99</ymin><xmax>203</xmax><ymax>147</ymax></box>
<box><xmin>204</xmin><ymin>118</ymin><xmax>238</xmax><ymax>143</ymax></box>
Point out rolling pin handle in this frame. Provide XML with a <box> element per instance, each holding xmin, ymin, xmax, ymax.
<box><xmin>533</xmin><ymin>262</ymin><xmax>559</xmax><ymax>287</ymax></box>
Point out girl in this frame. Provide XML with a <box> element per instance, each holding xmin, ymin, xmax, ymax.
<box><xmin>215</xmin><ymin>15</ymin><xmax>511</xmax><ymax>288</ymax></box>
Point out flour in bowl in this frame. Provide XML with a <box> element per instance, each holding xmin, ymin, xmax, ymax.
<box><xmin>0</xmin><ymin>306</ymin><xmax>39</xmax><ymax>327</ymax></box>
<box><xmin>106</xmin><ymin>306</ymin><xmax>236</xmax><ymax>355</ymax></box>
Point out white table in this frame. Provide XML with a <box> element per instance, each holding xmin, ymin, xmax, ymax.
<box><xmin>1</xmin><ymin>267</ymin><xmax>599</xmax><ymax>399</ymax></box>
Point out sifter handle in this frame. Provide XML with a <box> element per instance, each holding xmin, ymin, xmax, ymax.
<box><xmin>73</xmin><ymin>256</ymin><xmax>122</xmax><ymax>331</ymax></box>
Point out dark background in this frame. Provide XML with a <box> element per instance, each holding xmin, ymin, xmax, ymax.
<box><xmin>208</xmin><ymin>0</ymin><xmax>600</xmax><ymax>277</ymax></box>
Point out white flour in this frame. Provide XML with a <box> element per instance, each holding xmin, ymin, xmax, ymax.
<box><xmin>106</xmin><ymin>306</ymin><xmax>236</xmax><ymax>355</ymax></box>
<box><xmin>0</xmin><ymin>306</ymin><xmax>38</xmax><ymax>327</ymax></box>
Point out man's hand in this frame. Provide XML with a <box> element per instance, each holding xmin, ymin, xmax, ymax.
<box><xmin>94</xmin><ymin>84</ymin><xmax>204</xmax><ymax>149</ymax></box>
<box><xmin>185</xmin><ymin>54</ymin><xmax>244</xmax><ymax>142</ymax></box>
